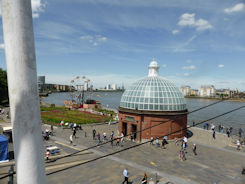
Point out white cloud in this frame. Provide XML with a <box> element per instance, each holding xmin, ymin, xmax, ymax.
<box><xmin>80</xmin><ymin>35</ymin><xmax>107</xmax><ymax>46</ymax></box>
<box><xmin>0</xmin><ymin>44</ymin><xmax>4</xmax><ymax>49</ymax></box>
<box><xmin>177</xmin><ymin>13</ymin><xmax>213</xmax><ymax>31</ymax></box>
<box><xmin>172</xmin><ymin>29</ymin><xmax>180</xmax><ymax>35</ymax></box>
<box><xmin>0</xmin><ymin>0</ymin><xmax>45</xmax><ymax>18</ymax></box>
<box><xmin>218</xmin><ymin>64</ymin><xmax>224</xmax><ymax>68</ymax></box>
<box><xmin>224</xmin><ymin>3</ymin><xmax>245</xmax><ymax>14</ymax></box>
<box><xmin>184</xmin><ymin>73</ymin><xmax>190</xmax><ymax>76</ymax></box>
<box><xmin>162</xmin><ymin>64</ymin><xmax>167</xmax><ymax>68</ymax></box>
<box><xmin>182</xmin><ymin>65</ymin><xmax>196</xmax><ymax>70</ymax></box>
<box><xmin>31</xmin><ymin>0</ymin><xmax>46</xmax><ymax>18</ymax></box>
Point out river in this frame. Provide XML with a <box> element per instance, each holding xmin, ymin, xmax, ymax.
<box><xmin>43</xmin><ymin>91</ymin><xmax>245</xmax><ymax>130</ymax></box>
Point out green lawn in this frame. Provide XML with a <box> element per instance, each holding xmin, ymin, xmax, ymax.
<box><xmin>41</xmin><ymin>106</ymin><xmax>112</xmax><ymax>125</ymax></box>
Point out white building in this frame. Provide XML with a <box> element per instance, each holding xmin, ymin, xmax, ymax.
<box><xmin>112</xmin><ymin>84</ymin><xmax>117</xmax><ymax>90</ymax></box>
<box><xmin>106</xmin><ymin>84</ymin><xmax>111</xmax><ymax>90</ymax></box>
<box><xmin>199</xmin><ymin>85</ymin><xmax>216</xmax><ymax>97</ymax></box>
<box><xmin>37</xmin><ymin>76</ymin><xmax>45</xmax><ymax>92</ymax></box>
<box><xmin>180</xmin><ymin>86</ymin><xmax>191</xmax><ymax>96</ymax></box>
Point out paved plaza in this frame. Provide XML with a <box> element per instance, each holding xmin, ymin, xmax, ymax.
<box><xmin>1</xmin><ymin>123</ymin><xmax>245</xmax><ymax>184</ymax></box>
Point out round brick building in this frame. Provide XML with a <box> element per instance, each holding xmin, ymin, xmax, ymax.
<box><xmin>118</xmin><ymin>60</ymin><xmax>188</xmax><ymax>141</ymax></box>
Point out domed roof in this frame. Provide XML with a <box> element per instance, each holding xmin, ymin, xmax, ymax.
<box><xmin>119</xmin><ymin>60</ymin><xmax>186</xmax><ymax>112</ymax></box>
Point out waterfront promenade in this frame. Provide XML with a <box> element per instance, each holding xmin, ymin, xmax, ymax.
<box><xmin>42</xmin><ymin>123</ymin><xmax>245</xmax><ymax>184</ymax></box>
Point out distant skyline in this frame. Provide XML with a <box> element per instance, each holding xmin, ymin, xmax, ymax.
<box><xmin>0</xmin><ymin>0</ymin><xmax>245</xmax><ymax>90</ymax></box>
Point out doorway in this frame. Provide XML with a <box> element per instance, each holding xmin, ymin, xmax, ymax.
<box><xmin>122</xmin><ymin>122</ymin><xmax>127</xmax><ymax>136</ymax></box>
<box><xmin>131</xmin><ymin>124</ymin><xmax>137</xmax><ymax>140</ymax></box>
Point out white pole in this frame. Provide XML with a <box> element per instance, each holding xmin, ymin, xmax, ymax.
<box><xmin>1</xmin><ymin>0</ymin><xmax>46</xmax><ymax>183</ymax></box>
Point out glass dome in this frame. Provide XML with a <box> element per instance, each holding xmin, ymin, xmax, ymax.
<box><xmin>119</xmin><ymin>60</ymin><xmax>186</xmax><ymax>111</ymax></box>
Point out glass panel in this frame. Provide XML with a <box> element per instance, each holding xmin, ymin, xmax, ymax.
<box><xmin>144</xmin><ymin>104</ymin><xmax>148</xmax><ymax>109</ymax></box>
<box><xmin>155</xmin><ymin>105</ymin><xmax>159</xmax><ymax>110</ymax></box>
<box><xmin>149</xmin><ymin>104</ymin><xmax>153</xmax><ymax>110</ymax></box>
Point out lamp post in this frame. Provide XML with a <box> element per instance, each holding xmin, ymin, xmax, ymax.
<box><xmin>1</xmin><ymin>0</ymin><xmax>46</xmax><ymax>183</ymax></box>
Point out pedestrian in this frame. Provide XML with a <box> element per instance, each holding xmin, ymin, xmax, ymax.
<box><xmin>70</xmin><ymin>123</ymin><xmax>73</xmax><ymax>129</ymax></box>
<box><xmin>111</xmin><ymin>131</ymin><xmax>114</xmax><ymax>139</ymax></box>
<box><xmin>192</xmin><ymin>121</ymin><xmax>195</xmax><ymax>127</ymax></box>
<box><xmin>206</xmin><ymin>122</ymin><xmax>210</xmax><ymax>130</ymax></box>
<box><xmin>218</xmin><ymin>124</ymin><xmax>222</xmax><ymax>133</ymax></box>
<box><xmin>116</xmin><ymin>136</ymin><xmax>120</xmax><ymax>146</ymax></box>
<box><xmin>211</xmin><ymin>124</ymin><xmax>215</xmax><ymax>131</ymax></box>
<box><xmin>60</xmin><ymin>120</ymin><xmax>64</xmax><ymax>128</ymax></box>
<box><xmin>239</xmin><ymin>128</ymin><xmax>243</xmax><ymax>138</ymax></box>
<box><xmin>73</xmin><ymin>128</ymin><xmax>77</xmax><ymax>138</ymax></box>
<box><xmin>46</xmin><ymin>149</ymin><xmax>50</xmax><ymax>160</ymax></box>
<box><xmin>69</xmin><ymin>134</ymin><xmax>73</xmax><ymax>144</ymax></box>
<box><xmin>237</xmin><ymin>140</ymin><xmax>241</xmax><ymax>150</ymax></box>
<box><xmin>149</xmin><ymin>178</ymin><xmax>154</xmax><ymax>184</ymax></box>
<box><xmin>103</xmin><ymin>132</ymin><xmax>107</xmax><ymax>141</ymax></box>
<box><xmin>121</xmin><ymin>132</ymin><xmax>124</xmax><ymax>143</ymax></box>
<box><xmin>203</xmin><ymin>122</ymin><xmax>207</xmax><ymax>129</ymax></box>
<box><xmin>130</xmin><ymin>132</ymin><xmax>134</xmax><ymax>142</ymax></box>
<box><xmin>229</xmin><ymin>126</ymin><xmax>233</xmax><ymax>136</ymax></box>
<box><xmin>226</xmin><ymin>128</ymin><xmax>230</xmax><ymax>137</ymax></box>
<box><xmin>183</xmin><ymin>136</ymin><xmax>188</xmax><ymax>147</ymax></box>
<box><xmin>192</xmin><ymin>144</ymin><xmax>197</xmax><ymax>155</ymax></box>
<box><xmin>162</xmin><ymin>136</ymin><xmax>168</xmax><ymax>149</ymax></box>
<box><xmin>110</xmin><ymin>136</ymin><xmax>114</xmax><ymax>147</ymax></box>
<box><xmin>141</xmin><ymin>173</ymin><xmax>147</xmax><ymax>184</ymax></box>
<box><xmin>122</xmin><ymin>168</ymin><xmax>129</xmax><ymax>184</ymax></box>
<box><xmin>92</xmin><ymin>129</ymin><xmax>96</xmax><ymax>140</ymax></box>
<box><xmin>150</xmin><ymin>137</ymin><xmax>154</xmax><ymax>145</ymax></box>
<box><xmin>212</xmin><ymin>130</ymin><xmax>216</xmax><ymax>139</ymax></box>
<box><xmin>182</xmin><ymin>149</ymin><xmax>186</xmax><ymax>161</ymax></box>
<box><xmin>97</xmin><ymin>133</ymin><xmax>101</xmax><ymax>144</ymax></box>
<box><xmin>155</xmin><ymin>137</ymin><xmax>160</xmax><ymax>147</ymax></box>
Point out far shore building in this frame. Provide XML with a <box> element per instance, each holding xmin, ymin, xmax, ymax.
<box><xmin>38</xmin><ymin>76</ymin><xmax>45</xmax><ymax>92</ymax></box>
<box><xmin>118</xmin><ymin>60</ymin><xmax>188</xmax><ymax>142</ymax></box>
<box><xmin>199</xmin><ymin>85</ymin><xmax>216</xmax><ymax>97</ymax></box>
<box><xmin>190</xmin><ymin>89</ymin><xmax>198</xmax><ymax>96</ymax></box>
<box><xmin>180</xmin><ymin>86</ymin><xmax>191</xmax><ymax>96</ymax></box>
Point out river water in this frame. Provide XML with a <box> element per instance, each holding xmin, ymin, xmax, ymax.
<box><xmin>43</xmin><ymin>92</ymin><xmax>245</xmax><ymax>130</ymax></box>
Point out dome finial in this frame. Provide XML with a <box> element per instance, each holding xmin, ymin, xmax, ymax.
<box><xmin>148</xmin><ymin>59</ymin><xmax>159</xmax><ymax>77</ymax></box>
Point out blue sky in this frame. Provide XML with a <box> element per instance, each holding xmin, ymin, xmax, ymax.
<box><xmin>0</xmin><ymin>0</ymin><xmax>245</xmax><ymax>90</ymax></box>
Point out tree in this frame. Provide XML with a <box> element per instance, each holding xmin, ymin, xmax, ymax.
<box><xmin>0</xmin><ymin>68</ymin><xmax>8</xmax><ymax>105</ymax></box>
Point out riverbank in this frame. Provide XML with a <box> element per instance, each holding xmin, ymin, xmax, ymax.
<box><xmin>185</xmin><ymin>96</ymin><xmax>245</xmax><ymax>102</ymax></box>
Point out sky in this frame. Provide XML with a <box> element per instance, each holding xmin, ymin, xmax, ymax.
<box><xmin>0</xmin><ymin>0</ymin><xmax>245</xmax><ymax>90</ymax></box>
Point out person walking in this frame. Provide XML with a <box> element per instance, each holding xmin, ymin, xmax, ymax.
<box><xmin>46</xmin><ymin>150</ymin><xmax>50</xmax><ymax>160</ymax></box>
<box><xmin>141</xmin><ymin>173</ymin><xmax>147</xmax><ymax>184</ymax></box>
<box><xmin>237</xmin><ymin>140</ymin><xmax>241</xmax><ymax>150</ymax></box>
<box><xmin>192</xmin><ymin>144</ymin><xmax>197</xmax><ymax>155</ymax></box>
<box><xmin>97</xmin><ymin>132</ymin><xmax>101</xmax><ymax>144</ymax></box>
<box><xmin>69</xmin><ymin>134</ymin><xmax>73</xmax><ymax>144</ymax></box>
<box><xmin>218</xmin><ymin>124</ymin><xmax>222</xmax><ymax>133</ymax></box>
<box><xmin>150</xmin><ymin>137</ymin><xmax>154</xmax><ymax>145</ymax></box>
<box><xmin>239</xmin><ymin>128</ymin><xmax>243</xmax><ymax>138</ymax></box>
<box><xmin>226</xmin><ymin>128</ymin><xmax>230</xmax><ymax>137</ymax></box>
<box><xmin>206</xmin><ymin>122</ymin><xmax>210</xmax><ymax>130</ymax></box>
<box><xmin>229</xmin><ymin>126</ymin><xmax>233</xmax><ymax>136</ymax></box>
<box><xmin>73</xmin><ymin>128</ymin><xmax>77</xmax><ymax>138</ymax></box>
<box><xmin>110</xmin><ymin>136</ymin><xmax>114</xmax><ymax>147</ymax></box>
<box><xmin>212</xmin><ymin>130</ymin><xmax>216</xmax><ymax>139</ymax></box>
<box><xmin>203</xmin><ymin>122</ymin><xmax>207</xmax><ymax>129</ymax></box>
<box><xmin>116</xmin><ymin>136</ymin><xmax>120</xmax><ymax>146</ymax></box>
<box><xmin>92</xmin><ymin>129</ymin><xmax>96</xmax><ymax>140</ymax></box>
<box><xmin>155</xmin><ymin>137</ymin><xmax>160</xmax><ymax>148</ymax></box>
<box><xmin>122</xmin><ymin>168</ymin><xmax>129</xmax><ymax>184</ymax></box>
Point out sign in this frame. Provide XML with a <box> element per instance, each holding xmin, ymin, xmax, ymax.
<box><xmin>125</xmin><ymin>116</ymin><xmax>135</xmax><ymax>122</ymax></box>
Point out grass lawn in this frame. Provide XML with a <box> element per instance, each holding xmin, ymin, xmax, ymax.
<box><xmin>41</xmin><ymin>106</ymin><xmax>113</xmax><ymax>125</ymax></box>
